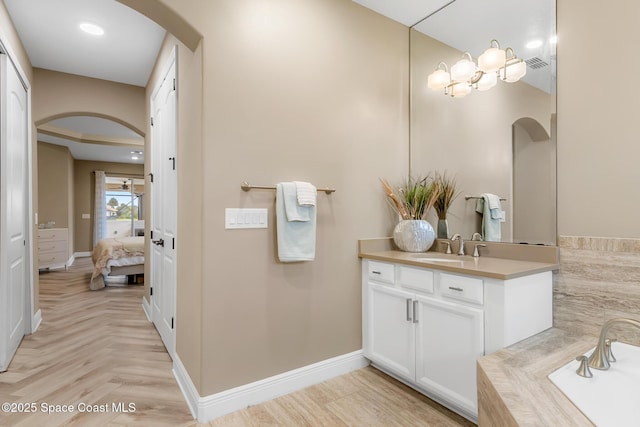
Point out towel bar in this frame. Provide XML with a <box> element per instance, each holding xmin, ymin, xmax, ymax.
<box><xmin>241</xmin><ymin>181</ymin><xmax>336</xmax><ymax>194</ymax></box>
<box><xmin>465</xmin><ymin>195</ymin><xmax>506</xmax><ymax>201</ymax></box>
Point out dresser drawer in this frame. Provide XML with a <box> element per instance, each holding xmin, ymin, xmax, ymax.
<box><xmin>398</xmin><ymin>265</ymin><xmax>434</xmax><ymax>294</ymax></box>
<box><xmin>38</xmin><ymin>250</ymin><xmax>68</xmax><ymax>267</ymax></box>
<box><xmin>38</xmin><ymin>241</ymin><xmax>66</xmax><ymax>253</ymax></box>
<box><xmin>440</xmin><ymin>273</ymin><xmax>483</xmax><ymax>305</ymax></box>
<box><xmin>38</xmin><ymin>229</ymin><xmax>68</xmax><ymax>241</ymax></box>
<box><xmin>367</xmin><ymin>261</ymin><xmax>395</xmax><ymax>284</ymax></box>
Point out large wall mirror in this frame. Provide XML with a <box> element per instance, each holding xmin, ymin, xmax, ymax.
<box><xmin>410</xmin><ymin>0</ymin><xmax>556</xmax><ymax>245</ymax></box>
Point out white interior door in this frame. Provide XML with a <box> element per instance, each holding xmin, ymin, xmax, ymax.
<box><xmin>150</xmin><ymin>50</ymin><xmax>177</xmax><ymax>358</ymax></box>
<box><xmin>0</xmin><ymin>53</ymin><xmax>28</xmax><ymax>371</ymax></box>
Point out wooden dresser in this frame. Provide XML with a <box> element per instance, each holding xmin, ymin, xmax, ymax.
<box><xmin>37</xmin><ymin>228</ymin><xmax>69</xmax><ymax>270</ymax></box>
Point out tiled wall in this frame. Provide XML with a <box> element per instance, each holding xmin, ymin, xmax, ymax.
<box><xmin>554</xmin><ymin>236</ymin><xmax>640</xmax><ymax>345</ymax></box>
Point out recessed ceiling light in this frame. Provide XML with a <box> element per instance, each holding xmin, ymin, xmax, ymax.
<box><xmin>79</xmin><ymin>22</ymin><xmax>104</xmax><ymax>36</ymax></box>
<box><xmin>130</xmin><ymin>150</ymin><xmax>143</xmax><ymax>155</ymax></box>
<box><xmin>526</xmin><ymin>39</ymin><xmax>543</xmax><ymax>49</ymax></box>
<box><xmin>131</xmin><ymin>156</ymin><xmax>139</xmax><ymax>160</ymax></box>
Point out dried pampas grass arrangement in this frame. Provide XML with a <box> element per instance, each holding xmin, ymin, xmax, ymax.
<box><xmin>380</xmin><ymin>175</ymin><xmax>441</xmax><ymax>220</ymax></box>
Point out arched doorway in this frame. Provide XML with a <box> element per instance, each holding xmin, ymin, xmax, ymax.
<box><xmin>512</xmin><ymin>116</ymin><xmax>557</xmax><ymax>245</ymax></box>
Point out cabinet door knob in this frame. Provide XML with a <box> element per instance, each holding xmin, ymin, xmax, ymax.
<box><xmin>406</xmin><ymin>299</ymin><xmax>412</xmax><ymax>322</ymax></box>
<box><xmin>412</xmin><ymin>300</ymin><xmax>419</xmax><ymax>323</ymax></box>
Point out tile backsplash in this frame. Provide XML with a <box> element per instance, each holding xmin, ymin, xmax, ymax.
<box><xmin>554</xmin><ymin>236</ymin><xmax>640</xmax><ymax>345</ymax></box>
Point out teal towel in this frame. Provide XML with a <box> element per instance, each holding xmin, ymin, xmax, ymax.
<box><xmin>276</xmin><ymin>183</ymin><xmax>316</xmax><ymax>262</ymax></box>
<box><xmin>476</xmin><ymin>194</ymin><xmax>501</xmax><ymax>242</ymax></box>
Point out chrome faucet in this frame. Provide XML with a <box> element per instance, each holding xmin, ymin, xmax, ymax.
<box><xmin>588</xmin><ymin>318</ymin><xmax>640</xmax><ymax>370</ymax></box>
<box><xmin>473</xmin><ymin>243</ymin><xmax>487</xmax><ymax>257</ymax></box>
<box><xmin>471</xmin><ymin>232</ymin><xmax>483</xmax><ymax>241</ymax></box>
<box><xmin>451</xmin><ymin>233</ymin><xmax>465</xmax><ymax>256</ymax></box>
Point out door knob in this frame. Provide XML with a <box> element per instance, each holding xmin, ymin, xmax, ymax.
<box><xmin>153</xmin><ymin>238</ymin><xmax>165</xmax><ymax>247</ymax></box>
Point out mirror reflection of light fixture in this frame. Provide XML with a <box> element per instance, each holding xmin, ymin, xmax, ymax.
<box><xmin>427</xmin><ymin>39</ymin><xmax>527</xmax><ymax>98</ymax></box>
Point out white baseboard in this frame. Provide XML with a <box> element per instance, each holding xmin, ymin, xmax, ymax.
<box><xmin>67</xmin><ymin>254</ymin><xmax>75</xmax><ymax>267</ymax></box>
<box><xmin>173</xmin><ymin>350</ymin><xmax>368</xmax><ymax>423</ymax></box>
<box><xmin>173</xmin><ymin>353</ymin><xmax>199</xmax><ymax>419</ymax></box>
<box><xmin>31</xmin><ymin>309</ymin><xmax>42</xmax><ymax>334</ymax></box>
<box><xmin>73</xmin><ymin>251</ymin><xmax>91</xmax><ymax>258</ymax></box>
<box><xmin>141</xmin><ymin>297</ymin><xmax>152</xmax><ymax>322</ymax></box>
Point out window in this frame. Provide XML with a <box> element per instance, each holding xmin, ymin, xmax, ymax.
<box><xmin>105</xmin><ymin>176</ymin><xmax>144</xmax><ymax>237</ymax></box>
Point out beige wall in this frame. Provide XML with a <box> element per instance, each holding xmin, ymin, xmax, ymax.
<box><xmin>410</xmin><ymin>31</ymin><xmax>554</xmax><ymax>242</ymax></box>
<box><xmin>0</xmin><ymin>1</ymin><xmax>32</xmax><ymax>83</ymax></box>
<box><xmin>144</xmin><ymin>0</ymin><xmax>409</xmax><ymax>396</ymax></box>
<box><xmin>74</xmin><ymin>160</ymin><xmax>144</xmax><ymax>252</ymax></box>
<box><xmin>37</xmin><ymin>142</ymin><xmax>75</xmax><ymax>257</ymax></box>
<box><xmin>32</xmin><ymin>68</ymin><xmax>146</xmax><ymax>134</ymax></box>
<box><xmin>37</xmin><ymin>142</ymin><xmax>72</xmax><ymax>228</ymax></box>
<box><xmin>557</xmin><ymin>0</ymin><xmax>640</xmax><ymax>239</ymax></box>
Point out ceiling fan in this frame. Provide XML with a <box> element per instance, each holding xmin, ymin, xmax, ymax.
<box><xmin>121</xmin><ymin>180</ymin><xmax>130</xmax><ymax>190</ymax></box>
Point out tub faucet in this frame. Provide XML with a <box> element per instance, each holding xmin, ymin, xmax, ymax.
<box><xmin>451</xmin><ymin>234</ymin><xmax>465</xmax><ymax>256</ymax></box>
<box><xmin>588</xmin><ymin>318</ymin><xmax>640</xmax><ymax>370</ymax></box>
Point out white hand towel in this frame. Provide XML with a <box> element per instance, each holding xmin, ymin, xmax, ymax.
<box><xmin>276</xmin><ymin>183</ymin><xmax>316</xmax><ymax>262</ymax></box>
<box><xmin>283</xmin><ymin>182</ymin><xmax>311</xmax><ymax>222</ymax></box>
<box><xmin>294</xmin><ymin>181</ymin><xmax>317</xmax><ymax>206</ymax></box>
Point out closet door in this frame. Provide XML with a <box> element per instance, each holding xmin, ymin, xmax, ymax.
<box><xmin>150</xmin><ymin>48</ymin><xmax>177</xmax><ymax>358</ymax></box>
<box><xmin>0</xmin><ymin>53</ymin><xmax>28</xmax><ymax>371</ymax></box>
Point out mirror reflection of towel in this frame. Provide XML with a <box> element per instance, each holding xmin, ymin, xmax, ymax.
<box><xmin>475</xmin><ymin>193</ymin><xmax>502</xmax><ymax>242</ymax></box>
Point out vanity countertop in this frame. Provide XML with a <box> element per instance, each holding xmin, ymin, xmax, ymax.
<box><xmin>359</xmin><ymin>249</ymin><xmax>558</xmax><ymax>280</ymax></box>
<box><xmin>477</xmin><ymin>328</ymin><xmax>595</xmax><ymax>426</ymax></box>
<box><xmin>358</xmin><ymin>237</ymin><xmax>559</xmax><ymax>280</ymax></box>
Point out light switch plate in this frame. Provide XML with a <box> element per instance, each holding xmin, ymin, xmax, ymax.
<box><xmin>225</xmin><ymin>208</ymin><xmax>268</xmax><ymax>229</ymax></box>
<box><xmin>82</xmin><ymin>213</ymin><xmax>91</xmax><ymax>219</ymax></box>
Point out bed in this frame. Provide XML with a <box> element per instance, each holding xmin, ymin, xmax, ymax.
<box><xmin>90</xmin><ymin>236</ymin><xmax>145</xmax><ymax>290</ymax></box>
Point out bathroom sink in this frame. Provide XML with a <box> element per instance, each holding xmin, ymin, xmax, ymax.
<box><xmin>548</xmin><ymin>342</ymin><xmax>640</xmax><ymax>426</ymax></box>
<box><xmin>414</xmin><ymin>257</ymin><xmax>464</xmax><ymax>263</ymax></box>
<box><xmin>411</xmin><ymin>254</ymin><xmax>464</xmax><ymax>264</ymax></box>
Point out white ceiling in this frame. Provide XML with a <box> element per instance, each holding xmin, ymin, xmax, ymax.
<box><xmin>4</xmin><ymin>0</ymin><xmax>165</xmax><ymax>86</ymax></box>
<box><xmin>4</xmin><ymin>0</ymin><xmax>165</xmax><ymax>164</ymax></box>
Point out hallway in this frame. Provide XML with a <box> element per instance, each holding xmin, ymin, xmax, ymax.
<box><xmin>0</xmin><ymin>258</ymin><xmax>194</xmax><ymax>426</ymax></box>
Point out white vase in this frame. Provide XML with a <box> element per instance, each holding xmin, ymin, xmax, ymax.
<box><xmin>393</xmin><ymin>219</ymin><xmax>435</xmax><ymax>252</ymax></box>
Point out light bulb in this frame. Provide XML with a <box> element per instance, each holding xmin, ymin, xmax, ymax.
<box><xmin>476</xmin><ymin>72</ymin><xmax>497</xmax><ymax>91</ymax></box>
<box><xmin>503</xmin><ymin>61</ymin><xmax>527</xmax><ymax>82</ymax></box>
<box><xmin>427</xmin><ymin>69</ymin><xmax>450</xmax><ymax>90</ymax></box>
<box><xmin>478</xmin><ymin>47</ymin><xmax>506</xmax><ymax>73</ymax></box>
<box><xmin>451</xmin><ymin>82</ymin><xmax>471</xmax><ymax>98</ymax></box>
<box><xmin>451</xmin><ymin>57</ymin><xmax>476</xmax><ymax>82</ymax></box>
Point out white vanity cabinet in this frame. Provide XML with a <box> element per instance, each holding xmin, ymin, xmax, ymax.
<box><xmin>362</xmin><ymin>258</ymin><xmax>552</xmax><ymax>422</ymax></box>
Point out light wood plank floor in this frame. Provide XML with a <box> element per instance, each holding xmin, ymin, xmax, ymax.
<box><xmin>0</xmin><ymin>258</ymin><xmax>475</xmax><ymax>426</ymax></box>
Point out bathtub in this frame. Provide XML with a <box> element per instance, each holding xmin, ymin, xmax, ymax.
<box><xmin>549</xmin><ymin>341</ymin><xmax>640</xmax><ymax>427</ymax></box>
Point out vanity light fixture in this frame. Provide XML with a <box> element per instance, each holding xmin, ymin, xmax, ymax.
<box><xmin>427</xmin><ymin>39</ymin><xmax>527</xmax><ymax>98</ymax></box>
